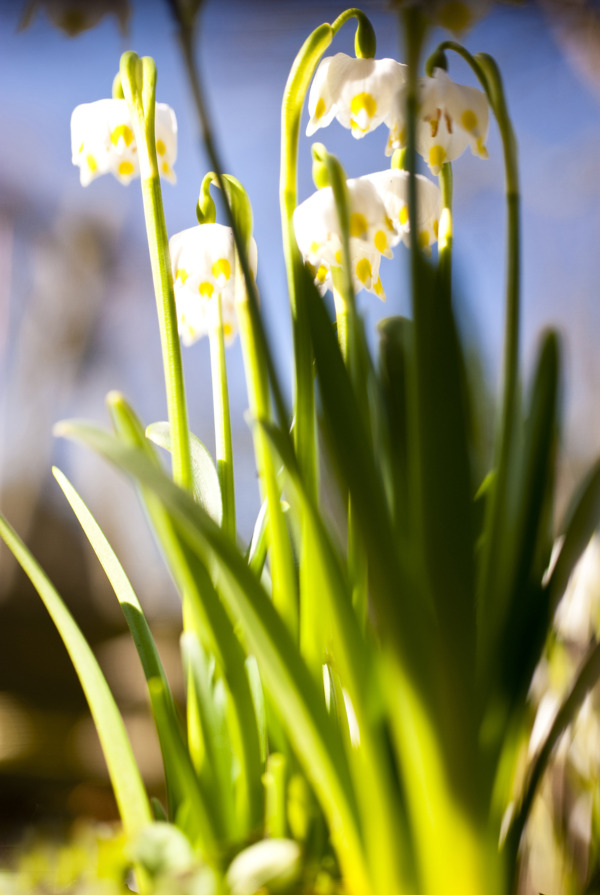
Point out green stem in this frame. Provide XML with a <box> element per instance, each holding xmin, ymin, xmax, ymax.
<box><xmin>119</xmin><ymin>53</ymin><xmax>193</xmax><ymax>493</ymax></box>
<box><xmin>236</xmin><ymin>272</ymin><xmax>298</xmax><ymax>639</ymax></box>
<box><xmin>140</xmin><ymin>177</ymin><xmax>193</xmax><ymax>492</ymax></box>
<box><xmin>209</xmin><ymin>295</ymin><xmax>236</xmax><ymax>541</ymax></box>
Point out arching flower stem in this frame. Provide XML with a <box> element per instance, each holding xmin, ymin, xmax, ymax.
<box><xmin>280</xmin><ymin>10</ymin><xmax>376</xmax><ymax>502</ymax></box>
<box><xmin>120</xmin><ymin>52</ymin><xmax>193</xmax><ymax>493</ymax></box>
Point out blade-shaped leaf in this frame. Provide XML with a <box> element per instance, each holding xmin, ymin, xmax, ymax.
<box><xmin>0</xmin><ymin>513</ymin><xmax>152</xmax><ymax>841</ymax></box>
<box><xmin>146</xmin><ymin>421</ymin><xmax>222</xmax><ymax>525</ymax></box>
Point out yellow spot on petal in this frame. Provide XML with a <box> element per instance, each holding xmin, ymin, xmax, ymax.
<box><xmin>374</xmin><ymin>278</ymin><xmax>385</xmax><ymax>300</ymax></box>
<box><xmin>335</xmin><ymin>250</ymin><xmax>342</xmax><ymax>265</ymax></box>
<box><xmin>316</xmin><ymin>265</ymin><xmax>328</xmax><ymax>284</ymax></box>
<box><xmin>118</xmin><ymin>160</ymin><xmax>135</xmax><ymax>177</ymax></box>
<box><xmin>162</xmin><ymin>161</ymin><xmax>171</xmax><ymax>175</ymax></box>
<box><xmin>110</xmin><ymin>124</ymin><xmax>134</xmax><ymax>147</ymax></box>
<box><xmin>212</xmin><ymin>258</ymin><xmax>231</xmax><ymax>282</ymax></box>
<box><xmin>350</xmin><ymin>212</ymin><xmax>368</xmax><ymax>238</ymax></box>
<box><xmin>429</xmin><ymin>144</ymin><xmax>446</xmax><ymax>171</ymax></box>
<box><xmin>86</xmin><ymin>154</ymin><xmax>97</xmax><ymax>172</ymax></box>
<box><xmin>418</xmin><ymin>230</ymin><xmax>430</xmax><ymax>250</ymax></box>
<box><xmin>315</xmin><ymin>97</ymin><xmax>327</xmax><ymax>120</ymax></box>
<box><xmin>156</xmin><ymin>139</ymin><xmax>166</xmax><ymax>156</ymax></box>
<box><xmin>399</xmin><ymin>206</ymin><xmax>409</xmax><ymax>226</ymax></box>
<box><xmin>461</xmin><ymin>109</ymin><xmax>478</xmax><ymax>132</ymax></box>
<box><xmin>176</xmin><ymin>268</ymin><xmax>189</xmax><ymax>284</ymax></box>
<box><xmin>374</xmin><ymin>230</ymin><xmax>388</xmax><ymax>254</ymax></box>
<box><xmin>355</xmin><ymin>257</ymin><xmax>372</xmax><ymax>286</ymax></box>
<box><xmin>78</xmin><ymin>142</ymin><xmax>84</xmax><ymax>154</ymax></box>
<box><xmin>350</xmin><ymin>92</ymin><xmax>377</xmax><ymax>121</ymax></box>
<box><xmin>223</xmin><ymin>322</ymin><xmax>233</xmax><ymax>338</ymax></box>
<box><xmin>310</xmin><ymin>241</ymin><xmax>321</xmax><ymax>254</ymax></box>
<box><xmin>476</xmin><ymin>136</ymin><xmax>489</xmax><ymax>158</ymax></box>
<box><xmin>199</xmin><ymin>281</ymin><xmax>214</xmax><ymax>297</ymax></box>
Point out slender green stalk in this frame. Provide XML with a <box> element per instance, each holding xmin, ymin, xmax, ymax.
<box><xmin>140</xmin><ymin>177</ymin><xmax>193</xmax><ymax>491</ymax></box>
<box><xmin>209</xmin><ymin>294</ymin><xmax>236</xmax><ymax>540</ymax></box>
<box><xmin>120</xmin><ymin>53</ymin><xmax>193</xmax><ymax>493</ymax></box>
<box><xmin>236</xmin><ymin>270</ymin><xmax>298</xmax><ymax>639</ymax></box>
<box><xmin>279</xmin><ymin>9</ymin><xmax>375</xmax><ymax>497</ymax></box>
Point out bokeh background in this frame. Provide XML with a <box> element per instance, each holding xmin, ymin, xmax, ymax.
<box><xmin>1</xmin><ymin>0</ymin><xmax>600</xmax><ymax>875</ymax></box>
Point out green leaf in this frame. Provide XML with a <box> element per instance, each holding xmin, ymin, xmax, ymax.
<box><xmin>0</xmin><ymin>513</ymin><xmax>152</xmax><ymax>841</ymax></box>
<box><xmin>55</xmin><ymin>418</ymin><xmax>370</xmax><ymax>894</ymax></box>
<box><xmin>492</xmin><ymin>331</ymin><xmax>560</xmax><ymax>705</ymax></box>
<box><xmin>146</xmin><ymin>422</ymin><xmax>222</xmax><ymax>525</ymax></box>
<box><xmin>52</xmin><ymin>465</ymin><xmax>180</xmax><ymax>819</ymax></box>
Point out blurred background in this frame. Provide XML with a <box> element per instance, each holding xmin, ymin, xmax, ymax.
<box><xmin>1</xmin><ymin>0</ymin><xmax>600</xmax><ymax>887</ymax></box>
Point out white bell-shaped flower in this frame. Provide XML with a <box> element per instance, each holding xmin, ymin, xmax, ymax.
<box><xmin>293</xmin><ymin>178</ymin><xmax>394</xmax><ymax>301</ymax></box>
<box><xmin>365</xmin><ymin>169</ymin><xmax>441</xmax><ymax>252</ymax></box>
<box><xmin>386</xmin><ymin>68</ymin><xmax>489</xmax><ymax>175</ymax></box>
<box><xmin>307</xmin><ymin>53</ymin><xmax>406</xmax><ymax>142</ymax></box>
<box><xmin>169</xmin><ymin>223</ymin><xmax>258</xmax><ymax>346</ymax></box>
<box><xmin>71</xmin><ymin>98</ymin><xmax>177</xmax><ymax>187</ymax></box>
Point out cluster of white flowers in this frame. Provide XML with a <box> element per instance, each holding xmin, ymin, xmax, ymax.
<box><xmin>294</xmin><ymin>169</ymin><xmax>441</xmax><ymax>301</ymax></box>
<box><xmin>71</xmin><ymin>98</ymin><xmax>177</xmax><ymax>186</ymax></box>
<box><xmin>306</xmin><ymin>52</ymin><xmax>489</xmax><ymax>174</ymax></box>
<box><xmin>71</xmin><ymin>42</ymin><xmax>490</xmax><ymax>344</ymax></box>
<box><xmin>294</xmin><ymin>50</ymin><xmax>489</xmax><ymax>299</ymax></box>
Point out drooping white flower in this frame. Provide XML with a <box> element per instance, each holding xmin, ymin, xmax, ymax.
<box><xmin>293</xmin><ymin>178</ymin><xmax>395</xmax><ymax>300</ymax></box>
<box><xmin>387</xmin><ymin>67</ymin><xmax>489</xmax><ymax>174</ymax></box>
<box><xmin>364</xmin><ymin>169</ymin><xmax>442</xmax><ymax>252</ymax></box>
<box><xmin>169</xmin><ymin>223</ymin><xmax>257</xmax><ymax>346</ymax></box>
<box><xmin>71</xmin><ymin>98</ymin><xmax>177</xmax><ymax>187</ymax></box>
<box><xmin>307</xmin><ymin>53</ymin><xmax>407</xmax><ymax>142</ymax></box>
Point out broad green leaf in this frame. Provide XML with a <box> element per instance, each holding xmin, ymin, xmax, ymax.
<box><xmin>146</xmin><ymin>421</ymin><xmax>222</xmax><ymax>525</ymax></box>
<box><xmin>55</xmin><ymin>419</ymin><xmax>370</xmax><ymax>895</ymax></box>
<box><xmin>491</xmin><ymin>332</ymin><xmax>560</xmax><ymax>705</ymax></box>
<box><xmin>0</xmin><ymin>513</ymin><xmax>152</xmax><ymax>841</ymax></box>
